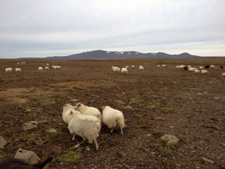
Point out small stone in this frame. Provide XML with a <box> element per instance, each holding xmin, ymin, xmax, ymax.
<box><xmin>14</xmin><ymin>148</ymin><xmax>40</xmax><ymax>165</ymax></box>
<box><xmin>146</xmin><ymin>134</ymin><xmax>152</xmax><ymax>137</ymax></box>
<box><xmin>161</xmin><ymin>134</ymin><xmax>179</xmax><ymax>145</ymax></box>
<box><xmin>124</xmin><ymin>105</ymin><xmax>133</xmax><ymax>110</ymax></box>
<box><xmin>201</xmin><ymin>157</ymin><xmax>214</xmax><ymax>164</ymax></box>
<box><xmin>23</xmin><ymin>122</ymin><xmax>37</xmax><ymax>131</ymax></box>
<box><xmin>85</xmin><ymin>146</ymin><xmax>91</xmax><ymax>151</ymax></box>
<box><xmin>47</xmin><ymin>128</ymin><xmax>57</xmax><ymax>133</ymax></box>
<box><xmin>0</xmin><ymin>136</ymin><xmax>7</xmax><ymax>149</ymax></box>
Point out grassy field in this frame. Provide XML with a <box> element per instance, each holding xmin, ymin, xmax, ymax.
<box><xmin>0</xmin><ymin>58</ymin><xmax>225</xmax><ymax>169</ymax></box>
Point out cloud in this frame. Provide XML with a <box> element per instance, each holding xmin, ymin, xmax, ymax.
<box><xmin>0</xmin><ymin>0</ymin><xmax>225</xmax><ymax>58</ymax></box>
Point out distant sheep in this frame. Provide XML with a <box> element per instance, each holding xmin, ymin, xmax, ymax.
<box><xmin>199</xmin><ymin>66</ymin><xmax>204</xmax><ymax>69</ymax></box>
<box><xmin>139</xmin><ymin>65</ymin><xmax>144</xmax><ymax>70</ymax></box>
<box><xmin>205</xmin><ymin>65</ymin><xmax>210</xmax><ymax>69</ymax></box>
<box><xmin>162</xmin><ymin>64</ymin><xmax>167</xmax><ymax>68</ymax></box>
<box><xmin>52</xmin><ymin>65</ymin><xmax>61</xmax><ymax>69</ymax></box>
<box><xmin>131</xmin><ymin>65</ymin><xmax>135</xmax><ymax>68</ymax></box>
<box><xmin>220</xmin><ymin>66</ymin><xmax>224</xmax><ymax>69</ymax></box>
<box><xmin>222</xmin><ymin>73</ymin><xmax>225</xmax><ymax>77</ymax></box>
<box><xmin>38</xmin><ymin>67</ymin><xmax>43</xmax><ymax>71</ymax></box>
<box><xmin>68</xmin><ymin>109</ymin><xmax>101</xmax><ymax>150</ymax></box>
<box><xmin>157</xmin><ymin>65</ymin><xmax>161</xmax><ymax>68</ymax></box>
<box><xmin>5</xmin><ymin>68</ymin><xmax>13</xmax><ymax>72</ymax></box>
<box><xmin>188</xmin><ymin>67</ymin><xmax>196</xmax><ymax>72</ymax></box>
<box><xmin>112</xmin><ymin>66</ymin><xmax>120</xmax><ymax>73</ymax></box>
<box><xmin>0</xmin><ymin>157</ymin><xmax>52</xmax><ymax>169</ymax></box>
<box><xmin>210</xmin><ymin>65</ymin><xmax>215</xmax><ymax>68</ymax></box>
<box><xmin>121</xmin><ymin>68</ymin><xmax>128</xmax><ymax>74</ymax></box>
<box><xmin>45</xmin><ymin>67</ymin><xmax>49</xmax><ymax>70</ymax></box>
<box><xmin>183</xmin><ymin>66</ymin><xmax>188</xmax><ymax>71</ymax></box>
<box><xmin>201</xmin><ymin>70</ymin><xmax>208</xmax><ymax>74</ymax></box>
<box><xmin>125</xmin><ymin>66</ymin><xmax>129</xmax><ymax>69</ymax></box>
<box><xmin>15</xmin><ymin>68</ymin><xmax>22</xmax><ymax>72</ymax></box>
<box><xmin>46</xmin><ymin>63</ymin><xmax>49</xmax><ymax>66</ymax></box>
<box><xmin>194</xmin><ymin>69</ymin><xmax>200</xmax><ymax>73</ymax></box>
<box><xmin>74</xmin><ymin>103</ymin><xmax>101</xmax><ymax>119</ymax></box>
<box><xmin>102</xmin><ymin>106</ymin><xmax>125</xmax><ymax>135</ymax></box>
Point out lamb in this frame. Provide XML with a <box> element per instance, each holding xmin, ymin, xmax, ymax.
<box><xmin>68</xmin><ymin>109</ymin><xmax>101</xmax><ymax>150</ymax></box>
<box><xmin>102</xmin><ymin>106</ymin><xmax>125</xmax><ymax>135</ymax></box>
<box><xmin>112</xmin><ymin>66</ymin><xmax>120</xmax><ymax>73</ymax></box>
<box><xmin>0</xmin><ymin>157</ymin><xmax>52</xmax><ymax>169</ymax></box>
<box><xmin>121</xmin><ymin>67</ymin><xmax>128</xmax><ymax>75</ymax></box>
<box><xmin>5</xmin><ymin>68</ymin><xmax>13</xmax><ymax>72</ymax></box>
<box><xmin>62</xmin><ymin>103</ymin><xmax>75</xmax><ymax>124</ymax></box>
<box><xmin>201</xmin><ymin>70</ymin><xmax>208</xmax><ymax>74</ymax></box>
<box><xmin>222</xmin><ymin>73</ymin><xmax>225</xmax><ymax>77</ymax></box>
<box><xmin>139</xmin><ymin>65</ymin><xmax>144</xmax><ymax>70</ymax></box>
<box><xmin>74</xmin><ymin>103</ymin><xmax>101</xmax><ymax>119</ymax></box>
<box><xmin>38</xmin><ymin>67</ymin><xmax>43</xmax><ymax>71</ymax></box>
<box><xmin>15</xmin><ymin>68</ymin><xmax>22</xmax><ymax>72</ymax></box>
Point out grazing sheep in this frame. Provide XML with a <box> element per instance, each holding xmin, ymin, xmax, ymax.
<box><xmin>68</xmin><ymin>109</ymin><xmax>101</xmax><ymax>150</ymax></box>
<box><xmin>125</xmin><ymin>66</ymin><xmax>129</xmax><ymax>69</ymax></box>
<box><xmin>131</xmin><ymin>65</ymin><xmax>135</xmax><ymax>68</ymax></box>
<box><xmin>111</xmin><ymin>66</ymin><xmax>120</xmax><ymax>73</ymax></box>
<box><xmin>162</xmin><ymin>64</ymin><xmax>167</xmax><ymax>68</ymax></box>
<box><xmin>188</xmin><ymin>67</ymin><xmax>196</xmax><ymax>72</ymax></box>
<box><xmin>46</xmin><ymin>63</ymin><xmax>49</xmax><ymax>66</ymax></box>
<box><xmin>5</xmin><ymin>68</ymin><xmax>13</xmax><ymax>72</ymax></box>
<box><xmin>176</xmin><ymin>65</ymin><xmax>185</xmax><ymax>69</ymax></box>
<box><xmin>121</xmin><ymin>67</ymin><xmax>128</xmax><ymax>75</ymax></box>
<box><xmin>15</xmin><ymin>68</ymin><xmax>22</xmax><ymax>72</ymax></box>
<box><xmin>210</xmin><ymin>65</ymin><xmax>215</xmax><ymax>68</ymax></box>
<box><xmin>205</xmin><ymin>65</ymin><xmax>210</xmax><ymax>69</ymax></box>
<box><xmin>38</xmin><ymin>67</ymin><xmax>43</xmax><ymax>71</ymax></box>
<box><xmin>62</xmin><ymin>103</ymin><xmax>75</xmax><ymax>124</ymax></box>
<box><xmin>0</xmin><ymin>157</ymin><xmax>52</xmax><ymax>169</ymax></box>
<box><xmin>183</xmin><ymin>66</ymin><xmax>188</xmax><ymax>71</ymax></box>
<box><xmin>194</xmin><ymin>69</ymin><xmax>200</xmax><ymax>73</ymax></box>
<box><xmin>74</xmin><ymin>103</ymin><xmax>101</xmax><ymax>119</ymax></box>
<box><xmin>45</xmin><ymin>67</ymin><xmax>49</xmax><ymax>70</ymax></box>
<box><xmin>139</xmin><ymin>65</ymin><xmax>144</xmax><ymax>70</ymax></box>
<box><xmin>222</xmin><ymin>73</ymin><xmax>225</xmax><ymax>77</ymax></box>
<box><xmin>199</xmin><ymin>66</ymin><xmax>204</xmax><ymax>69</ymax></box>
<box><xmin>157</xmin><ymin>65</ymin><xmax>161</xmax><ymax>68</ymax></box>
<box><xmin>52</xmin><ymin>65</ymin><xmax>61</xmax><ymax>69</ymax></box>
<box><xmin>102</xmin><ymin>106</ymin><xmax>125</xmax><ymax>135</ymax></box>
<box><xmin>201</xmin><ymin>70</ymin><xmax>208</xmax><ymax>74</ymax></box>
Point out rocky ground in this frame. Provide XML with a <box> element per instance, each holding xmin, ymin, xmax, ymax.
<box><xmin>0</xmin><ymin>58</ymin><xmax>225</xmax><ymax>169</ymax></box>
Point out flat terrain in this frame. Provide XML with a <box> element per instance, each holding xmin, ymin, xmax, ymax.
<box><xmin>0</xmin><ymin>58</ymin><xmax>225</xmax><ymax>169</ymax></box>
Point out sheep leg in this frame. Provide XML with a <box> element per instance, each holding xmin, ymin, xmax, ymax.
<box><xmin>120</xmin><ymin>127</ymin><xmax>123</xmax><ymax>135</ymax></box>
<box><xmin>94</xmin><ymin>138</ymin><xmax>99</xmax><ymax>150</ymax></box>
<box><xmin>72</xmin><ymin>133</ymin><xmax>76</xmax><ymax>141</ymax></box>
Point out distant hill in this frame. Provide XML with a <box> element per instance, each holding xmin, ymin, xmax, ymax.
<box><xmin>18</xmin><ymin>50</ymin><xmax>199</xmax><ymax>60</ymax></box>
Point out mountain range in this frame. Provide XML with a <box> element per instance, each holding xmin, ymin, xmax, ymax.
<box><xmin>42</xmin><ymin>50</ymin><xmax>198</xmax><ymax>60</ymax></box>
<box><xmin>18</xmin><ymin>50</ymin><xmax>200</xmax><ymax>60</ymax></box>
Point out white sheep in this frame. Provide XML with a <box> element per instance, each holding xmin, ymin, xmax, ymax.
<box><xmin>201</xmin><ymin>70</ymin><xmax>208</xmax><ymax>74</ymax></box>
<box><xmin>199</xmin><ymin>66</ymin><xmax>204</xmax><ymax>69</ymax></box>
<box><xmin>125</xmin><ymin>66</ymin><xmax>129</xmax><ymax>69</ymax></box>
<box><xmin>15</xmin><ymin>68</ymin><xmax>22</xmax><ymax>72</ymax></box>
<box><xmin>38</xmin><ymin>67</ymin><xmax>43</xmax><ymax>71</ymax></box>
<box><xmin>112</xmin><ymin>66</ymin><xmax>120</xmax><ymax>73</ymax></box>
<box><xmin>102</xmin><ymin>106</ymin><xmax>125</xmax><ymax>135</ymax></box>
<box><xmin>5</xmin><ymin>68</ymin><xmax>13</xmax><ymax>72</ymax></box>
<box><xmin>210</xmin><ymin>65</ymin><xmax>215</xmax><ymax>68</ymax></box>
<box><xmin>121</xmin><ymin>67</ymin><xmax>128</xmax><ymax>75</ymax></box>
<box><xmin>139</xmin><ymin>65</ymin><xmax>144</xmax><ymax>70</ymax></box>
<box><xmin>62</xmin><ymin>103</ymin><xmax>75</xmax><ymax>124</ymax></box>
<box><xmin>52</xmin><ymin>65</ymin><xmax>61</xmax><ymax>69</ymax></box>
<box><xmin>194</xmin><ymin>69</ymin><xmax>200</xmax><ymax>73</ymax></box>
<box><xmin>74</xmin><ymin>103</ymin><xmax>101</xmax><ymax>119</ymax></box>
<box><xmin>131</xmin><ymin>65</ymin><xmax>135</xmax><ymax>68</ymax></box>
<box><xmin>157</xmin><ymin>65</ymin><xmax>161</xmax><ymax>68</ymax></box>
<box><xmin>68</xmin><ymin>109</ymin><xmax>101</xmax><ymax>150</ymax></box>
<box><xmin>45</xmin><ymin>66</ymin><xmax>49</xmax><ymax>70</ymax></box>
<box><xmin>46</xmin><ymin>63</ymin><xmax>49</xmax><ymax>66</ymax></box>
<box><xmin>222</xmin><ymin>73</ymin><xmax>225</xmax><ymax>77</ymax></box>
<box><xmin>162</xmin><ymin>64</ymin><xmax>167</xmax><ymax>68</ymax></box>
<box><xmin>188</xmin><ymin>67</ymin><xmax>196</xmax><ymax>72</ymax></box>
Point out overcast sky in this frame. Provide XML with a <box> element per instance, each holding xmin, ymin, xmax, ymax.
<box><xmin>0</xmin><ymin>0</ymin><xmax>225</xmax><ymax>58</ymax></box>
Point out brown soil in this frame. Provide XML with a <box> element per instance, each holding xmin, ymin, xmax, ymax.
<box><xmin>0</xmin><ymin>59</ymin><xmax>225</xmax><ymax>169</ymax></box>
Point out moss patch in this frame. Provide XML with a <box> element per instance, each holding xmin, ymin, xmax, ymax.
<box><xmin>58</xmin><ymin>151</ymin><xmax>80</xmax><ymax>163</ymax></box>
